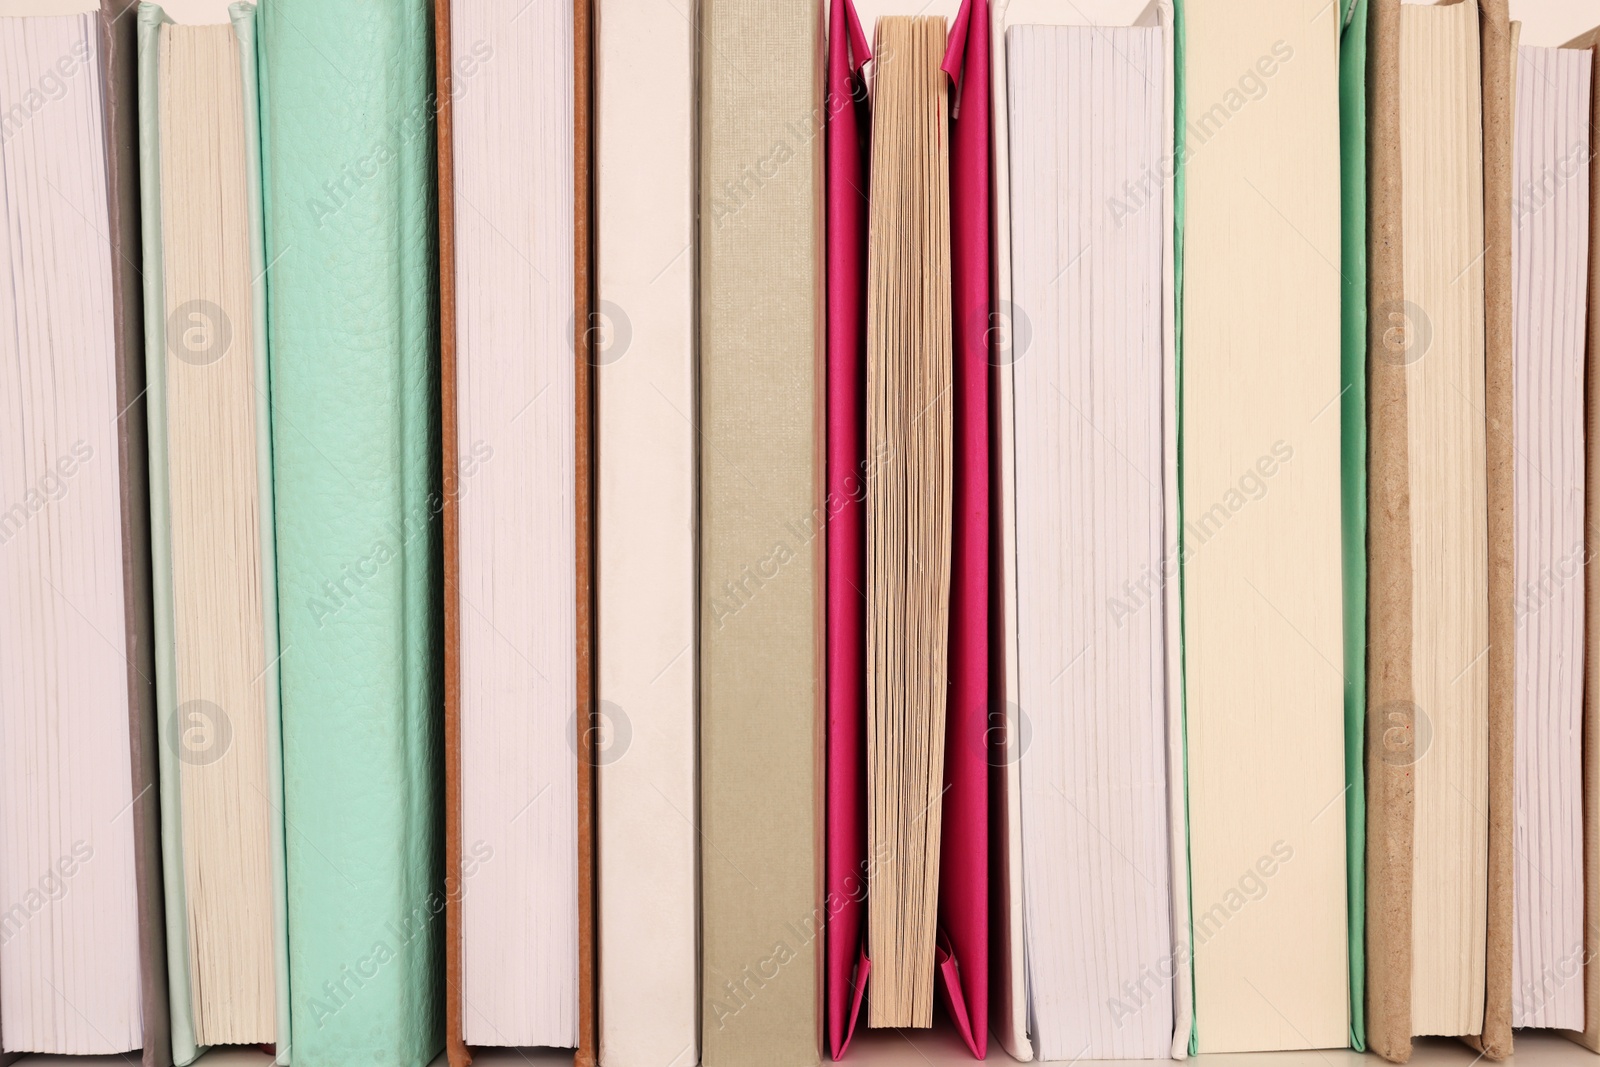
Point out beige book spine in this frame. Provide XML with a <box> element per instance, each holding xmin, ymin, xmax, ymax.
<box><xmin>1476</xmin><ymin>1</ymin><xmax>1515</xmax><ymax>1058</ymax></box>
<box><xmin>594</xmin><ymin>0</ymin><xmax>700</xmax><ymax>1063</ymax></box>
<box><xmin>697</xmin><ymin>0</ymin><xmax>823</xmax><ymax>1063</ymax></box>
<box><xmin>1365</xmin><ymin>2</ymin><xmax>1416</xmax><ymax>1061</ymax></box>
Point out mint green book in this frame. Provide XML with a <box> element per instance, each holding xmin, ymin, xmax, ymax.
<box><xmin>137</xmin><ymin>5</ymin><xmax>290</xmax><ymax>1063</ymax></box>
<box><xmin>258</xmin><ymin>1</ymin><xmax>441</xmax><ymax>1064</ymax></box>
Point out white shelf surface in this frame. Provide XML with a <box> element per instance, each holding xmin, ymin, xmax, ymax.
<box><xmin>10</xmin><ymin>1028</ymin><xmax>1600</xmax><ymax>1067</ymax></box>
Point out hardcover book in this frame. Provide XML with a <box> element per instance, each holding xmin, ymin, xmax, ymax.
<box><xmin>0</xmin><ymin>1</ymin><xmax>168</xmax><ymax>1060</ymax></box>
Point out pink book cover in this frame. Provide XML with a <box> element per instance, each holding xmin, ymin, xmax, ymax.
<box><xmin>825</xmin><ymin>0</ymin><xmax>873</xmax><ymax>1059</ymax></box>
<box><xmin>826</xmin><ymin>0</ymin><xmax>991</xmax><ymax>1057</ymax></box>
<box><xmin>938</xmin><ymin>0</ymin><xmax>991</xmax><ymax>1058</ymax></box>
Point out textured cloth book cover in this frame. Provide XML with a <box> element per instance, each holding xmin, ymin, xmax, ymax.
<box><xmin>259</xmin><ymin>2</ymin><xmax>442</xmax><ymax>1064</ymax></box>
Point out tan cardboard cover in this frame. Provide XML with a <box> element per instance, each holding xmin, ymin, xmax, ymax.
<box><xmin>1477</xmin><ymin>4</ymin><xmax>1515</xmax><ymax>1057</ymax></box>
<box><xmin>1365</xmin><ymin>0</ymin><xmax>1414</xmax><ymax>1059</ymax></box>
<box><xmin>1561</xmin><ymin>23</ymin><xmax>1600</xmax><ymax>1056</ymax></box>
<box><xmin>1366</xmin><ymin>1</ymin><xmax>1513</xmax><ymax>1060</ymax></box>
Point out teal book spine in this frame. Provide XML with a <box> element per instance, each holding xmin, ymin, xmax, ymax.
<box><xmin>257</xmin><ymin>2</ymin><xmax>442</xmax><ymax>1065</ymax></box>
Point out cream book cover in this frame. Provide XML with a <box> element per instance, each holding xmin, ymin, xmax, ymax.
<box><xmin>594</xmin><ymin>0</ymin><xmax>698</xmax><ymax>1063</ymax></box>
<box><xmin>1181</xmin><ymin>0</ymin><xmax>1348</xmax><ymax>1052</ymax></box>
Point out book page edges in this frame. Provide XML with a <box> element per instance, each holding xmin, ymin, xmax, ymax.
<box><xmin>224</xmin><ymin>7</ymin><xmax>291</xmax><ymax>1059</ymax></box>
<box><xmin>1366</xmin><ymin>2</ymin><xmax>1514</xmax><ymax>1060</ymax></box>
<box><xmin>133</xmin><ymin>8</ymin><xmax>284</xmax><ymax>1062</ymax></box>
<box><xmin>988</xmin><ymin>2</ymin><xmax>1183</xmax><ymax>1060</ymax></box>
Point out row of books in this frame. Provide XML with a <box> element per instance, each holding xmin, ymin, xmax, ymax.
<box><xmin>1</xmin><ymin>0</ymin><xmax>1597</xmax><ymax>1066</ymax></box>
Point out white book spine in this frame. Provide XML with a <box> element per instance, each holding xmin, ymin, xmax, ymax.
<box><xmin>453</xmin><ymin>0</ymin><xmax>580</xmax><ymax>1046</ymax></box>
<box><xmin>594</xmin><ymin>0</ymin><xmax>698</xmax><ymax>1064</ymax></box>
<box><xmin>0</xmin><ymin>12</ymin><xmax>143</xmax><ymax>1054</ymax></box>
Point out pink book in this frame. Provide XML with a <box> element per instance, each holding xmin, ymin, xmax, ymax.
<box><xmin>938</xmin><ymin>0</ymin><xmax>991</xmax><ymax>1058</ymax></box>
<box><xmin>825</xmin><ymin>0</ymin><xmax>872</xmax><ymax>1059</ymax></box>
<box><xmin>825</xmin><ymin>0</ymin><xmax>991</xmax><ymax>1058</ymax></box>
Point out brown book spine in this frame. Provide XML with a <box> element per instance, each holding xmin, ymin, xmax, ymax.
<box><xmin>574</xmin><ymin>0</ymin><xmax>599</xmax><ymax>1063</ymax></box>
<box><xmin>435</xmin><ymin>0</ymin><xmax>468</xmax><ymax>1063</ymax></box>
<box><xmin>1364</xmin><ymin>0</ymin><xmax>1415</xmax><ymax>1059</ymax></box>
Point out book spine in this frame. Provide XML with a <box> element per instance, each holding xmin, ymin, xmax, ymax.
<box><xmin>594</xmin><ymin>0</ymin><xmax>699</xmax><ymax>1063</ymax></box>
<box><xmin>132</xmin><ymin>7</ymin><xmax>193</xmax><ymax>1065</ymax></box>
<box><xmin>229</xmin><ymin>4</ymin><xmax>292</xmax><ymax>1058</ymax></box>
<box><xmin>258</xmin><ymin>2</ymin><xmax>442</xmax><ymax>1064</ymax></box>
<box><xmin>939</xmin><ymin>1</ymin><xmax>991</xmax><ymax>1054</ymax></box>
<box><xmin>1363</xmin><ymin>0</ymin><xmax>1415</xmax><ymax>1058</ymax></box>
<box><xmin>1571</xmin><ymin>27</ymin><xmax>1600</xmax><ymax>1058</ymax></box>
<box><xmin>1478</xmin><ymin>0</ymin><xmax>1517</xmax><ymax>1055</ymax></box>
<box><xmin>1337</xmin><ymin>0</ymin><xmax>1369</xmax><ymax>1052</ymax></box>
<box><xmin>105</xmin><ymin>0</ymin><xmax>171</xmax><ymax>1061</ymax></box>
<box><xmin>823</xmin><ymin>0</ymin><xmax>867</xmax><ymax>1057</ymax></box>
<box><xmin>433</xmin><ymin>0</ymin><xmax>465</xmax><ymax>1062</ymax></box>
<box><xmin>576</xmin><ymin>0</ymin><xmax>598</xmax><ymax>1062</ymax></box>
<box><xmin>698</xmin><ymin>0</ymin><xmax>823</xmax><ymax>1063</ymax></box>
